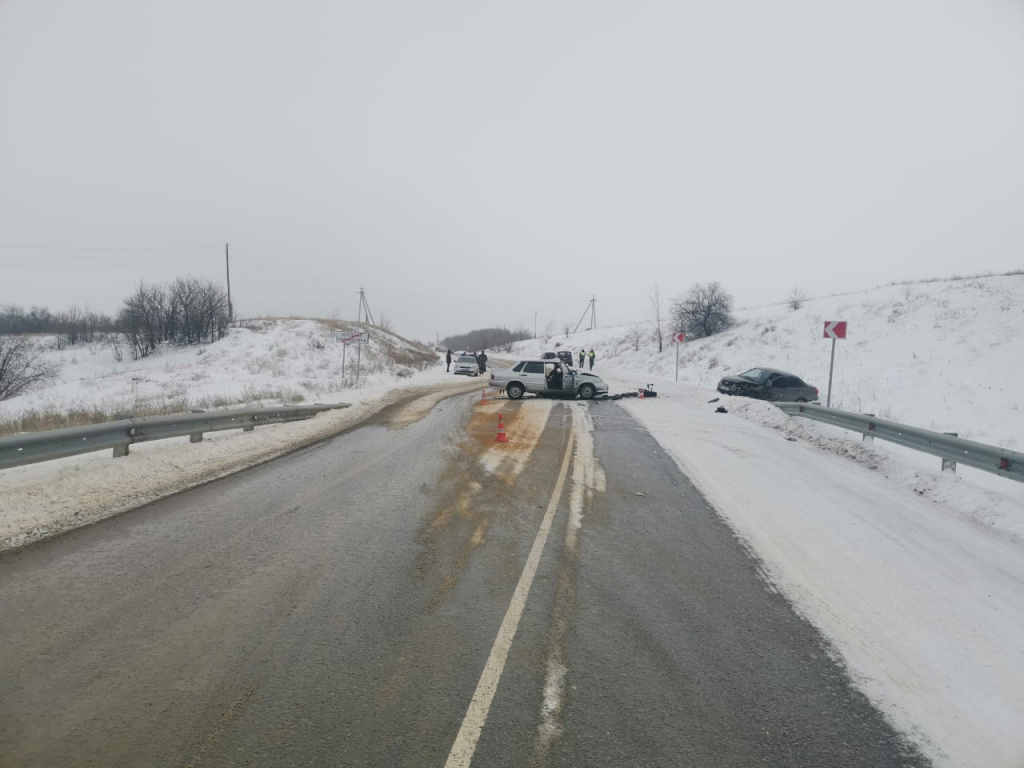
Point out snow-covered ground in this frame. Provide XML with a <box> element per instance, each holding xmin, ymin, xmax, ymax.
<box><xmin>0</xmin><ymin>318</ymin><xmax>438</xmax><ymax>434</ymax></box>
<box><xmin>520</xmin><ymin>273</ymin><xmax>1024</xmax><ymax>448</ymax></box>
<box><xmin>512</xmin><ymin>274</ymin><xmax>1024</xmax><ymax>767</ymax></box>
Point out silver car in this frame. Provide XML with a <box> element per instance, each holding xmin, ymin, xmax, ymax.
<box><xmin>453</xmin><ymin>355</ymin><xmax>480</xmax><ymax>376</ymax></box>
<box><xmin>489</xmin><ymin>360</ymin><xmax>609</xmax><ymax>400</ymax></box>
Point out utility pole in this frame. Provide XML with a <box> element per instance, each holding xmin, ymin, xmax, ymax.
<box><xmin>572</xmin><ymin>295</ymin><xmax>597</xmax><ymax>334</ymax></box>
<box><xmin>534</xmin><ymin>311</ymin><xmax>537</xmax><ymax>339</ymax></box>
<box><xmin>225</xmin><ymin>243</ymin><xmax>233</xmax><ymax>324</ymax></box>
<box><xmin>357</xmin><ymin>288</ymin><xmax>375</xmax><ymax>326</ymax></box>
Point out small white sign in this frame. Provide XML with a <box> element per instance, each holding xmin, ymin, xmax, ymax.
<box><xmin>335</xmin><ymin>331</ymin><xmax>370</xmax><ymax>345</ymax></box>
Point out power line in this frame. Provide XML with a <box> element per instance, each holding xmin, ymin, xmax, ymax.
<box><xmin>0</xmin><ymin>244</ymin><xmax>220</xmax><ymax>252</ymax></box>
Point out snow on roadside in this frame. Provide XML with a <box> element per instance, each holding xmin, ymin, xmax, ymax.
<box><xmin>599</xmin><ymin>373</ymin><xmax>1024</xmax><ymax>768</ymax></box>
<box><xmin>517</xmin><ymin>273</ymin><xmax>1024</xmax><ymax>449</ymax></box>
<box><xmin>0</xmin><ymin>318</ymin><xmax>438</xmax><ymax>433</ymax></box>
<box><xmin>1</xmin><ymin>371</ymin><xmax>483</xmax><ymax>553</ymax></box>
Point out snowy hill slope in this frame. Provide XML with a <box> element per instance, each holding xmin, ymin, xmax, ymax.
<box><xmin>0</xmin><ymin>318</ymin><xmax>440</xmax><ymax>435</ymax></box>
<box><xmin>517</xmin><ymin>273</ymin><xmax>1024</xmax><ymax>448</ymax></box>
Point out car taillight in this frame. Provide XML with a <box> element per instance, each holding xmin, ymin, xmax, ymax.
<box><xmin>814</xmin><ymin>388</ymin><xmax>819</xmax><ymax>395</ymax></box>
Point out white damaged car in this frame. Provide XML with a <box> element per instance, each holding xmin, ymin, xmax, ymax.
<box><xmin>489</xmin><ymin>360</ymin><xmax>609</xmax><ymax>400</ymax></box>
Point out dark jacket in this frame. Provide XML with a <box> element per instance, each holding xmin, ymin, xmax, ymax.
<box><xmin>446</xmin><ymin>350</ymin><xmax>452</xmax><ymax>364</ymax></box>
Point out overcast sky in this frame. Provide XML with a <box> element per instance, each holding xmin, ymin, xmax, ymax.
<box><xmin>2</xmin><ymin>0</ymin><xmax>1023</xmax><ymax>340</ymax></box>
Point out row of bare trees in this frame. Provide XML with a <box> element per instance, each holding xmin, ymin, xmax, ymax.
<box><xmin>1</xmin><ymin>305</ymin><xmax>116</xmax><ymax>348</ymax></box>
<box><xmin>119</xmin><ymin>278</ymin><xmax>229</xmax><ymax>359</ymax></box>
<box><xmin>2</xmin><ymin>277</ymin><xmax>229</xmax><ymax>362</ymax></box>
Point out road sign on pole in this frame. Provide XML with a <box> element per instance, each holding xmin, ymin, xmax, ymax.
<box><xmin>674</xmin><ymin>332</ymin><xmax>685</xmax><ymax>382</ymax></box>
<box><xmin>335</xmin><ymin>331</ymin><xmax>370</xmax><ymax>384</ymax></box>
<box><xmin>822</xmin><ymin>321</ymin><xmax>847</xmax><ymax>407</ymax></box>
<box><xmin>823</xmin><ymin>321</ymin><xmax>847</xmax><ymax>340</ymax></box>
<box><xmin>335</xmin><ymin>331</ymin><xmax>369</xmax><ymax>345</ymax></box>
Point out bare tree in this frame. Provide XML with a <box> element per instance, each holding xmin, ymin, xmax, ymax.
<box><xmin>625</xmin><ymin>324</ymin><xmax>645</xmax><ymax>351</ymax></box>
<box><xmin>670</xmin><ymin>282</ymin><xmax>735</xmax><ymax>339</ymax></box>
<box><xmin>377</xmin><ymin>313</ymin><xmax>394</xmax><ymax>333</ymax></box>
<box><xmin>0</xmin><ymin>336</ymin><xmax>60</xmax><ymax>401</ymax></box>
<box><xmin>118</xmin><ymin>282</ymin><xmax>166</xmax><ymax>359</ymax></box>
<box><xmin>542</xmin><ymin>320</ymin><xmax>555</xmax><ymax>341</ymax></box>
<box><xmin>649</xmin><ymin>284</ymin><xmax>665</xmax><ymax>353</ymax></box>
<box><xmin>787</xmin><ymin>287</ymin><xmax>807</xmax><ymax>310</ymax></box>
<box><xmin>563</xmin><ymin>322</ymin><xmax>572</xmax><ymax>338</ymax></box>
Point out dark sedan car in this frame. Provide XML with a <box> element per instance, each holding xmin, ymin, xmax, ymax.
<box><xmin>716</xmin><ymin>367</ymin><xmax>819</xmax><ymax>402</ymax></box>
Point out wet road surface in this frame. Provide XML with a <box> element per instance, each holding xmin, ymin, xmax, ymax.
<box><xmin>0</xmin><ymin>393</ymin><xmax>929</xmax><ymax>767</ymax></box>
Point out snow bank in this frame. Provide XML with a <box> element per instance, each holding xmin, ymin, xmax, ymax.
<box><xmin>0</xmin><ymin>318</ymin><xmax>439</xmax><ymax>433</ymax></box>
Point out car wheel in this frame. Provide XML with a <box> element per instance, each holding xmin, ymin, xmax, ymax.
<box><xmin>507</xmin><ymin>382</ymin><xmax>525</xmax><ymax>400</ymax></box>
<box><xmin>578</xmin><ymin>383</ymin><xmax>596</xmax><ymax>400</ymax></box>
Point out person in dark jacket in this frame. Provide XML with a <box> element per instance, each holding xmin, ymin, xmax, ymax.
<box><xmin>579</xmin><ymin>348</ymin><xmax>586</xmax><ymax>368</ymax></box>
<box><xmin>478</xmin><ymin>349</ymin><xmax>488</xmax><ymax>373</ymax></box>
<box><xmin>446</xmin><ymin>349</ymin><xmax>453</xmax><ymax>372</ymax></box>
<box><xmin>588</xmin><ymin>349</ymin><xmax>595</xmax><ymax>370</ymax></box>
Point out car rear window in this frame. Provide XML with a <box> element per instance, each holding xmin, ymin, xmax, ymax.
<box><xmin>512</xmin><ymin>362</ymin><xmax>525</xmax><ymax>372</ymax></box>
<box><xmin>523</xmin><ymin>362</ymin><xmax>544</xmax><ymax>373</ymax></box>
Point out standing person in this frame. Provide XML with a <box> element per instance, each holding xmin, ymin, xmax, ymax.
<box><xmin>478</xmin><ymin>349</ymin><xmax>488</xmax><ymax>373</ymax></box>
<box><xmin>445</xmin><ymin>349</ymin><xmax>453</xmax><ymax>372</ymax></box>
<box><xmin>579</xmin><ymin>348</ymin><xmax>586</xmax><ymax>368</ymax></box>
<box><xmin>588</xmin><ymin>349</ymin><xmax>595</xmax><ymax>370</ymax></box>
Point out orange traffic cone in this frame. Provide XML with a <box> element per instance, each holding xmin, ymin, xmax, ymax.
<box><xmin>495</xmin><ymin>414</ymin><xmax>509</xmax><ymax>443</ymax></box>
<box><xmin>480</xmin><ymin>386</ymin><xmax>488</xmax><ymax>404</ymax></box>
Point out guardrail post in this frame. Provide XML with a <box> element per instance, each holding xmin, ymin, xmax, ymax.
<box><xmin>942</xmin><ymin>433</ymin><xmax>958</xmax><ymax>473</ymax></box>
<box><xmin>190</xmin><ymin>433</ymin><xmax>204</xmax><ymax>443</ymax></box>
<box><xmin>863</xmin><ymin>414</ymin><xmax>875</xmax><ymax>443</ymax></box>
<box><xmin>112</xmin><ymin>444</ymin><xmax>129</xmax><ymax>458</ymax></box>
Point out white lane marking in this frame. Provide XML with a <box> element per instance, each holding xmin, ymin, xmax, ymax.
<box><xmin>444</xmin><ymin>426</ymin><xmax>576</xmax><ymax>768</ymax></box>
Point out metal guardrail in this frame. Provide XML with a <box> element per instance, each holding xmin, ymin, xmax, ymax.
<box><xmin>0</xmin><ymin>404</ymin><xmax>349</xmax><ymax>471</ymax></box>
<box><xmin>777</xmin><ymin>402</ymin><xmax>1023</xmax><ymax>483</ymax></box>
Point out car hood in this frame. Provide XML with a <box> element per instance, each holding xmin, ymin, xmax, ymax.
<box><xmin>718</xmin><ymin>375</ymin><xmax>755</xmax><ymax>386</ymax></box>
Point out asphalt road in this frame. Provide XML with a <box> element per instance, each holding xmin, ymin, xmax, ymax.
<box><xmin>0</xmin><ymin>392</ymin><xmax>930</xmax><ymax>767</ymax></box>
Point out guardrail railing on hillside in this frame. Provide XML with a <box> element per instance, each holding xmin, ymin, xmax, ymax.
<box><xmin>0</xmin><ymin>404</ymin><xmax>350</xmax><ymax>471</ymax></box>
<box><xmin>777</xmin><ymin>402</ymin><xmax>1023</xmax><ymax>483</ymax></box>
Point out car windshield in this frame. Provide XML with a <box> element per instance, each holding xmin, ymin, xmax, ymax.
<box><xmin>739</xmin><ymin>368</ymin><xmax>770</xmax><ymax>384</ymax></box>
<box><xmin>458</xmin><ymin>356</ymin><xmax>476</xmax><ymax>363</ymax></box>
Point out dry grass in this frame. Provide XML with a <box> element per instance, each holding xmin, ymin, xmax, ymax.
<box><xmin>0</xmin><ymin>386</ymin><xmax>304</xmax><ymax>437</ymax></box>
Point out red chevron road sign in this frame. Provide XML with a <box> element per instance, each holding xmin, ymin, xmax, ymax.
<box><xmin>823</xmin><ymin>321</ymin><xmax>847</xmax><ymax>340</ymax></box>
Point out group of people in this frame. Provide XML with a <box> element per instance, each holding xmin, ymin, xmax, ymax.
<box><xmin>445</xmin><ymin>349</ymin><xmax>487</xmax><ymax>373</ymax></box>
<box><xmin>444</xmin><ymin>347</ymin><xmax>595</xmax><ymax>373</ymax></box>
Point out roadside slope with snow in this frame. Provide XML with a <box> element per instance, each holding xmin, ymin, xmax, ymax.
<box><xmin>0</xmin><ymin>318</ymin><xmax>440</xmax><ymax>435</ymax></box>
<box><xmin>518</xmin><ymin>273</ymin><xmax>1024</xmax><ymax>447</ymax></box>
